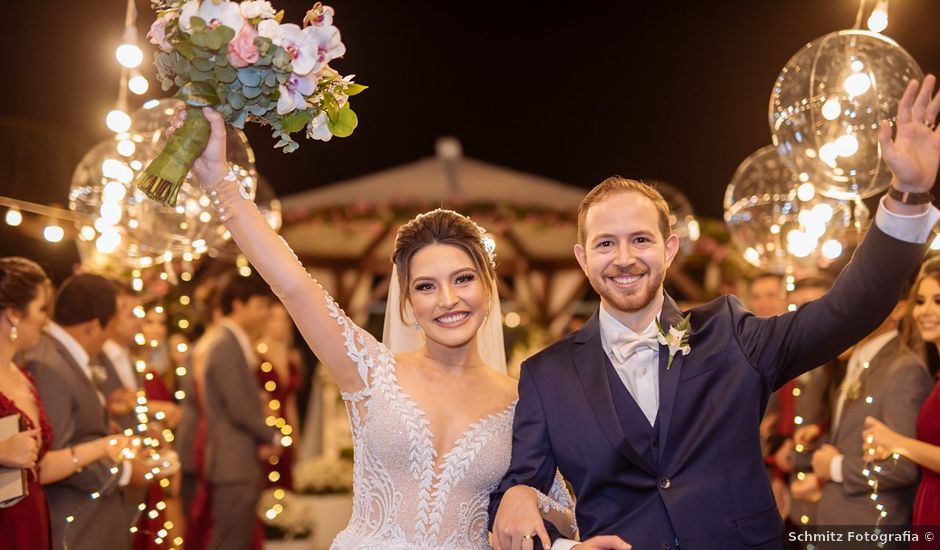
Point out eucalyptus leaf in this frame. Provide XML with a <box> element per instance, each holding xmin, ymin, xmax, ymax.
<box><xmin>190</xmin><ymin>30</ymin><xmax>212</xmax><ymax>49</ymax></box>
<box><xmin>215</xmin><ymin>25</ymin><xmax>236</xmax><ymax>44</ymax></box>
<box><xmin>237</xmin><ymin>68</ymin><xmax>262</xmax><ymax>87</ymax></box>
<box><xmin>214</xmin><ymin>64</ymin><xmax>237</xmax><ymax>83</ymax></box>
<box><xmin>179</xmin><ymin>81</ymin><xmax>220</xmax><ymax>107</ymax></box>
<box><xmin>243</xmin><ymin>85</ymin><xmax>262</xmax><ymax>99</ymax></box>
<box><xmin>172</xmin><ymin>39</ymin><xmax>196</xmax><ymax>60</ymax></box>
<box><xmin>205</xmin><ymin>31</ymin><xmax>222</xmax><ymax>51</ymax></box>
<box><xmin>189</xmin><ymin>16</ymin><xmax>207</xmax><ymax>32</ymax></box>
<box><xmin>248</xmin><ymin>104</ymin><xmax>269</xmax><ymax>116</ymax></box>
<box><xmin>264</xmin><ymin>71</ymin><xmax>277</xmax><ymax>88</ymax></box>
<box><xmin>231</xmin><ymin>109</ymin><xmax>248</xmax><ymax>129</ymax></box>
<box><xmin>189</xmin><ymin>69</ymin><xmax>214</xmax><ymax>83</ymax></box>
<box><xmin>327</xmin><ymin>107</ymin><xmax>358</xmax><ymax>138</ymax></box>
<box><xmin>193</xmin><ymin>57</ymin><xmax>214</xmax><ymax>72</ymax></box>
<box><xmin>228</xmin><ymin>93</ymin><xmax>245</xmax><ymax>110</ymax></box>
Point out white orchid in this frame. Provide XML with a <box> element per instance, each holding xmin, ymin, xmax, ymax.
<box><xmin>239</xmin><ymin>0</ymin><xmax>276</xmax><ymax>20</ymax></box>
<box><xmin>277</xmin><ymin>72</ymin><xmax>318</xmax><ymax>115</ymax></box>
<box><xmin>262</xmin><ymin>22</ymin><xmax>345</xmax><ymax>76</ymax></box>
<box><xmin>308</xmin><ymin>112</ymin><xmax>333</xmax><ymax>142</ymax></box>
<box><xmin>257</xmin><ymin>18</ymin><xmax>280</xmax><ymax>39</ymax></box>
<box><xmin>179</xmin><ymin>0</ymin><xmax>245</xmax><ymax>34</ymax></box>
<box><xmin>656</xmin><ymin>314</ymin><xmax>691</xmax><ymax>370</ymax></box>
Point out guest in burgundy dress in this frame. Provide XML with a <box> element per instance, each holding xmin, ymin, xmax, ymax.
<box><xmin>0</xmin><ymin>257</ymin><xmax>128</xmax><ymax>550</ymax></box>
<box><xmin>864</xmin><ymin>257</ymin><xmax>940</xmax><ymax>540</ymax></box>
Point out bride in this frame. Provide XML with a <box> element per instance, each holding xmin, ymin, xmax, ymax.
<box><xmin>170</xmin><ymin>107</ymin><xmax>576</xmax><ymax>549</ymax></box>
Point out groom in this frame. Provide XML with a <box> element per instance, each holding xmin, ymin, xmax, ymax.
<box><xmin>490</xmin><ymin>76</ymin><xmax>940</xmax><ymax>550</ymax></box>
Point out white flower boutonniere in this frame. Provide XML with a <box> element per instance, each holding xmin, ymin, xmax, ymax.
<box><xmin>656</xmin><ymin>313</ymin><xmax>692</xmax><ymax>370</ymax></box>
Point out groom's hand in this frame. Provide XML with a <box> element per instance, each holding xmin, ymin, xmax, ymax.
<box><xmin>572</xmin><ymin>535</ymin><xmax>632</xmax><ymax>550</ymax></box>
<box><xmin>493</xmin><ymin>485</ymin><xmax>551</xmax><ymax>550</ymax></box>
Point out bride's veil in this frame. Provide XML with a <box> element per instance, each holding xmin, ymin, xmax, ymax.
<box><xmin>382</xmin><ymin>264</ymin><xmax>507</xmax><ymax>374</ymax></box>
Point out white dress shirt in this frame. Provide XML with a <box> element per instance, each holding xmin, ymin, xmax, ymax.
<box><xmin>102</xmin><ymin>339</ymin><xmax>139</xmax><ymax>390</ymax></box>
<box><xmin>598</xmin><ymin>306</ymin><xmax>661</xmax><ymax>426</ymax></box>
<box><xmin>549</xmin><ymin>201</ymin><xmax>939</xmax><ymax>550</ymax></box>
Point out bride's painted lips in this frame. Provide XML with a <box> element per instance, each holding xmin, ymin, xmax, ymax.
<box><xmin>434</xmin><ymin>311</ymin><xmax>471</xmax><ymax>327</ymax></box>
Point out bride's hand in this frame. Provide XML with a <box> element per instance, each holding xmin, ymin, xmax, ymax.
<box><xmin>493</xmin><ymin>485</ymin><xmax>551</xmax><ymax>550</ymax></box>
<box><xmin>167</xmin><ymin>107</ymin><xmax>229</xmax><ymax>188</ymax></box>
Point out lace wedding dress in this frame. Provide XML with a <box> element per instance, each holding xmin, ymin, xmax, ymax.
<box><xmin>326</xmin><ymin>297</ymin><xmax>570</xmax><ymax>550</ymax></box>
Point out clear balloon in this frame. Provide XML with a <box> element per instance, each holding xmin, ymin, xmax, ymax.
<box><xmin>770</xmin><ymin>30</ymin><xmax>923</xmax><ymax>199</ymax></box>
<box><xmin>130</xmin><ymin>98</ymin><xmax>258</xmax><ymax>256</ymax></box>
<box><xmin>647</xmin><ymin>180</ymin><xmax>700</xmax><ymax>263</ymax></box>
<box><xmin>724</xmin><ymin>146</ymin><xmax>868</xmax><ymax>274</ymax></box>
<box><xmin>69</xmin><ymin>99</ymin><xmax>259</xmax><ymax>272</ymax></box>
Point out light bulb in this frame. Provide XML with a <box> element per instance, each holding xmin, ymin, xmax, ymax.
<box><xmin>43</xmin><ymin>224</ymin><xmax>64</xmax><ymax>243</ymax></box>
<box><xmin>128</xmin><ymin>74</ymin><xmax>149</xmax><ymax>95</ymax></box>
<box><xmin>835</xmin><ymin>134</ymin><xmax>859</xmax><ymax>157</ymax></box>
<box><xmin>106</xmin><ymin>110</ymin><xmax>131</xmax><ymax>133</ymax></box>
<box><xmin>103</xmin><ymin>181</ymin><xmax>128</xmax><ymax>203</ymax></box>
<box><xmin>797</xmin><ymin>182</ymin><xmax>816</xmax><ymax>202</ymax></box>
<box><xmin>819</xmin><ymin>143</ymin><xmax>839</xmax><ymax>168</ymax></box>
<box><xmin>867</xmin><ymin>1</ymin><xmax>889</xmax><ymax>33</ymax></box>
<box><xmin>102</xmin><ymin>158</ymin><xmax>134</xmax><ymax>183</ymax></box>
<box><xmin>116</xmin><ymin>139</ymin><xmax>136</xmax><ymax>157</ymax></box>
<box><xmin>821</xmin><ymin>239</ymin><xmax>843</xmax><ymax>259</ymax></box>
<box><xmin>96</xmin><ymin>229</ymin><xmax>122</xmax><ymax>253</ymax></box>
<box><xmin>115</xmin><ymin>44</ymin><xmax>144</xmax><ymax>68</ymax></box>
<box><xmin>79</xmin><ymin>226</ymin><xmax>97</xmax><ymax>241</ymax></box>
<box><xmin>843</xmin><ymin>73</ymin><xmax>872</xmax><ymax>96</ymax></box>
<box><xmin>4</xmin><ymin>208</ymin><xmax>22</xmax><ymax>226</ymax></box>
<box><xmin>821</xmin><ymin>98</ymin><xmax>841</xmax><ymax>121</ymax></box>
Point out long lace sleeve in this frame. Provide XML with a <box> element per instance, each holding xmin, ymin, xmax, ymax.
<box><xmin>534</xmin><ymin>471</ymin><xmax>578</xmax><ymax>539</ymax></box>
<box><xmin>206</xmin><ymin>172</ymin><xmax>378</xmax><ymax>393</ymax></box>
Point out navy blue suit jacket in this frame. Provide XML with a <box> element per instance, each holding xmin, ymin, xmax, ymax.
<box><xmin>489</xmin><ymin>224</ymin><xmax>926</xmax><ymax>549</ymax></box>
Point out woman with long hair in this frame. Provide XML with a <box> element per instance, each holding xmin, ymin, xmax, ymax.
<box><xmin>864</xmin><ymin>256</ymin><xmax>940</xmax><ymax>533</ymax></box>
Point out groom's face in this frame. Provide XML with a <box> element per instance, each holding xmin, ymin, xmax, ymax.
<box><xmin>574</xmin><ymin>192</ymin><xmax>679</xmax><ymax>315</ymax></box>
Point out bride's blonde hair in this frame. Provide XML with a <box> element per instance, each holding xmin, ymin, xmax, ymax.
<box><xmin>391</xmin><ymin>209</ymin><xmax>496</xmax><ymax>323</ymax></box>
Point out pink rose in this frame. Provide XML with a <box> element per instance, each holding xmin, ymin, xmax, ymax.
<box><xmin>147</xmin><ymin>13</ymin><xmax>177</xmax><ymax>53</ymax></box>
<box><xmin>227</xmin><ymin>23</ymin><xmax>260</xmax><ymax>68</ymax></box>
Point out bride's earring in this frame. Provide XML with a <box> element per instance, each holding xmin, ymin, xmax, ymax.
<box><xmin>9</xmin><ymin>324</ymin><xmax>17</xmax><ymax>342</ymax></box>
<box><xmin>414</xmin><ymin>322</ymin><xmax>421</xmax><ymax>332</ymax></box>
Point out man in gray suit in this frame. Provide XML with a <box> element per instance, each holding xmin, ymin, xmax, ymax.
<box><xmin>810</xmin><ymin>301</ymin><xmax>932</xmax><ymax>527</ymax></box>
<box><xmin>23</xmin><ymin>274</ymin><xmax>134</xmax><ymax>550</ymax></box>
<box><xmin>203</xmin><ymin>274</ymin><xmax>279</xmax><ymax>550</ymax></box>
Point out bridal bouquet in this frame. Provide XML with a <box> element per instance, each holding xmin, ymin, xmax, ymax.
<box><xmin>138</xmin><ymin>0</ymin><xmax>365</xmax><ymax>206</ymax></box>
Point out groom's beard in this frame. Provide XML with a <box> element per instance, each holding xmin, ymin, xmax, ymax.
<box><xmin>590</xmin><ymin>264</ymin><xmax>665</xmax><ymax>314</ymax></box>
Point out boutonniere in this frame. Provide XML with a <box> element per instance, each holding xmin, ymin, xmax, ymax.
<box><xmin>846</xmin><ymin>379</ymin><xmax>862</xmax><ymax>402</ymax></box>
<box><xmin>656</xmin><ymin>314</ymin><xmax>692</xmax><ymax>370</ymax></box>
<box><xmin>90</xmin><ymin>364</ymin><xmax>108</xmax><ymax>387</ymax></box>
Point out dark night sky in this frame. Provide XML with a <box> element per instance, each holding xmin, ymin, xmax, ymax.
<box><xmin>1</xmin><ymin>0</ymin><xmax>939</xmax><ymax>278</ymax></box>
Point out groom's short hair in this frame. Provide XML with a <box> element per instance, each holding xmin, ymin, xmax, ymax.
<box><xmin>577</xmin><ymin>176</ymin><xmax>672</xmax><ymax>244</ymax></box>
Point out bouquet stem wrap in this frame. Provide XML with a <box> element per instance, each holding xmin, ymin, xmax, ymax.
<box><xmin>134</xmin><ymin>107</ymin><xmax>211</xmax><ymax>207</ymax></box>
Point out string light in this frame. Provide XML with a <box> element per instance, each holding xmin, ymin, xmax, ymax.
<box><xmin>867</xmin><ymin>0</ymin><xmax>889</xmax><ymax>33</ymax></box>
<box><xmin>4</xmin><ymin>208</ymin><xmax>22</xmax><ymax>226</ymax></box>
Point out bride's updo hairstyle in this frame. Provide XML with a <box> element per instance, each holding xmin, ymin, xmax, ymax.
<box><xmin>391</xmin><ymin>209</ymin><xmax>497</xmax><ymax>322</ymax></box>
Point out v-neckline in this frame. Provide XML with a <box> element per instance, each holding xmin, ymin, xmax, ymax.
<box><xmin>388</xmin><ymin>358</ymin><xmax>517</xmax><ymax>475</ymax></box>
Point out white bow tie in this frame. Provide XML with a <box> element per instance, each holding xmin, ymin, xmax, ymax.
<box><xmin>610</xmin><ymin>326</ymin><xmax>660</xmax><ymax>364</ymax></box>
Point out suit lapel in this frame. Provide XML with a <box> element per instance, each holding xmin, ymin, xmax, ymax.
<box><xmin>657</xmin><ymin>293</ymin><xmax>685</xmax><ymax>455</ymax></box>
<box><xmin>572</xmin><ymin>312</ymin><xmax>656</xmax><ymax>476</ymax></box>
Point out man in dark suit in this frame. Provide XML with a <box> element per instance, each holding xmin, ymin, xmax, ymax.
<box><xmin>203</xmin><ymin>274</ymin><xmax>280</xmax><ymax>550</ymax></box>
<box><xmin>809</xmin><ymin>302</ymin><xmax>931</xmax><ymax>527</ymax></box>
<box><xmin>490</xmin><ymin>78</ymin><xmax>940</xmax><ymax>550</ymax></box>
<box><xmin>23</xmin><ymin>274</ymin><xmax>133</xmax><ymax>550</ymax></box>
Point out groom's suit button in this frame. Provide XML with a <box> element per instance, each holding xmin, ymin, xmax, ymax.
<box><xmin>658</xmin><ymin>478</ymin><xmax>671</xmax><ymax>489</ymax></box>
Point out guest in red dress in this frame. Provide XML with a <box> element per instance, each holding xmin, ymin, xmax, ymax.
<box><xmin>864</xmin><ymin>257</ymin><xmax>940</xmax><ymax>541</ymax></box>
<box><xmin>0</xmin><ymin>257</ymin><xmax>127</xmax><ymax>550</ymax></box>
<box><xmin>256</xmin><ymin>303</ymin><xmax>302</xmax><ymax>490</ymax></box>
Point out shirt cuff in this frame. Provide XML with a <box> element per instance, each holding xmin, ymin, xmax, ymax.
<box><xmin>875</xmin><ymin>197</ymin><xmax>940</xmax><ymax>244</ymax></box>
<box><xmin>830</xmin><ymin>454</ymin><xmax>844</xmax><ymax>484</ymax></box>
<box><xmin>118</xmin><ymin>462</ymin><xmax>133</xmax><ymax>487</ymax></box>
<box><xmin>551</xmin><ymin>538</ymin><xmax>579</xmax><ymax>550</ymax></box>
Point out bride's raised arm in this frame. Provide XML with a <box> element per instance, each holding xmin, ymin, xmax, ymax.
<box><xmin>177</xmin><ymin>107</ymin><xmax>369</xmax><ymax>394</ymax></box>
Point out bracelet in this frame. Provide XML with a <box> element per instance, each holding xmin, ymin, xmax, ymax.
<box><xmin>207</xmin><ymin>166</ymin><xmax>245</xmax><ymax>222</ymax></box>
<box><xmin>69</xmin><ymin>446</ymin><xmax>82</xmax><ymax>473</ymax></box>
<box><xmin>534</xmin><ymin>487</ymin><xmax>578</xmax><ymax>536</ymax></box>
<box><xmin>887</xmin><ymin>185</ymin><xmax>934</xmax><ymax>205</ymax></box>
